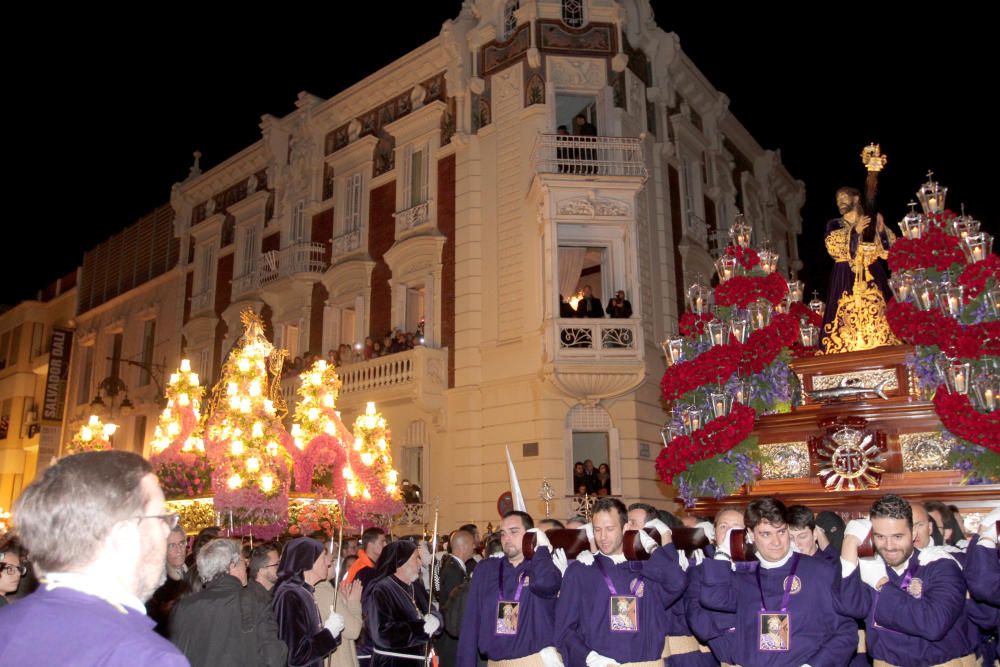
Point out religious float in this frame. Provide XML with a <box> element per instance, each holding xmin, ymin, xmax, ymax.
<box><xmin>657</xmin><ymin>149</ymin><xmax>999</xmax><ymax>525</ymax></box>
<box><xmin>67</xmin><ymin>310</ymin><xmax>404</xmax><ymax>538</ymax></box>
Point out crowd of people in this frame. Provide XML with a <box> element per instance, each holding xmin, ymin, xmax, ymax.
<box><xmin>560</xmin><ymin>287</ymin><xmax>633</xmax><ymax>319</ymax></box>
<box><xmin>280</xmin><ymin>328</ymin><xmax>427</xmax><ymax>379</ymax></box>
<box><xmin>573</xmin><ymin>459</ymin><xmax>612</xmax><ymax>496</ymax></box>
<box><xmin>0</xmin><ymin>450</ymin><xmax>997</xmax><ymax>667</ymax></box>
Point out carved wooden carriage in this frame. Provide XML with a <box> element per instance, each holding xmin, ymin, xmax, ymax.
<box><xmin>692</xmin><ymin>345</ymin><xmax>1000</xmax><ymax>523</ymax></box>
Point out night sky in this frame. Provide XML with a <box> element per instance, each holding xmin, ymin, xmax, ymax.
<box><xmin>7</xmin><ymin>4</ymin><xmax>994</xmax><ymax>308</ymax></box>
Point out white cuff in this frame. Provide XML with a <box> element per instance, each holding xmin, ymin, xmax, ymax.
<box><xmin>840</xmin><ymin>557</ymin><xmax>858</xmax><ymax>578</ymax></box>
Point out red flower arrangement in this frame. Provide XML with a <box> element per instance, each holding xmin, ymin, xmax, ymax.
<box><xmin>933</xmin><ymin>388</ymin><xmax>1000</xmax><ymax>453</ymax></box>
<box><xmin>661</xmin><ymin>344</ymin><xmax>742</xmax><ymax>402</ymax></box>
<box><xmin>655</xmin><ymin>403</ymin><xmax>756</xmax><ymax>484</ymax></box>
<box><xmin>789</xmin><ymin>301</ymin><xmax>823</xmax><ymax>328</ymax></box>
<box><xmin>715</xmin><ymin>272</ymin><xmax>789</xmax><ymax>308</ymax></box>
<box><xmin>292</xmin><ymin>434</ymin><xmax>346</xmax><ymax>496</ymax></box>
<box><xmin>887</xmin><ymin>301</ymin><xmax>1000</xmax><ymax>360</ymax></box>
<box><xmin>739</xmin><ymin>314</ymin><xmax>799</xmax><ymax>375</ymax></box>
<box><xmin>726</xmin><ymin>245</ymin><xmax>762</xmax><ymax>270</ymax></box>
<box><xmin>152</xmin><ymin>450</ymin><xmax>212</xmax><ymax>499</ymax></box>
<box><xmin>679</xmin><ymin>312</ymin><xmax>714</xmax><ymax>339</ymax></box>
<box><xmin>888</xmin><ymin>226</ymin><xmax>966</xmax><ymax>273</ymax></box>
<box><xmin>957</xmin><ymin>254</ymin><xmax>1000</xmax><ymax>299</ymax></box>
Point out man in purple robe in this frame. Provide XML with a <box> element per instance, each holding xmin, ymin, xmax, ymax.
<box><xmin>556</xmin><ymin>497</ymin><xmax>687</xmax><ymax>666</ymax></box>
<box><xmin>821</xmin><ymin>186</ymin><xmax>896</xmax><ymax>353</ymax></box>
<box><xmin>834</xmin><ymin>494</ymin><xmax>978</xmax><ymax>666</ymax></box>
<box><xmin>787</xmin><ymin>505</ymin><xmax>838</xmax><ymax>565</ymax></box>
<box><xmin>700</xmin><ymin>497</ymin><xmax>857</xmax><ymax>666</ymax></box>
<box><xmin>458</xmin><ymin>510</ymin><xmax>564</xmax><ymax>666</ymax></box>
<box><xmin>0</xmin><ymin>450</ymin><xmax>189</xmax><ymax>665</ymax></box>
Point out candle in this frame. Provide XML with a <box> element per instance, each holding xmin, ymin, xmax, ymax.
<box><xmin>955</xmin><ymin>373</ymin><xmax>966</xmax><ymax>394</ymax></box>
<box><xmin>974</xmin><ymin>246</ymin><xmax>983</xmax><ymax>261</ymax></box>
<box><xmin>986</xmin><ymin>388</ymin><xmax>996</xmax><ymax>411</ymax></box>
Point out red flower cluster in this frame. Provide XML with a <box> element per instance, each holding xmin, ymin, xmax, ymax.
<box><xmin>715</xmin><ymin>272</ymin><xmax>789</xmax><ymax>308</ymax></box>
<box><xmin>655</xmin><ymin>404</ymin><xmax>756</xmax><ymax>484</ymax></box>
<box><xmin>661</xmin><ymin>314</ymin><xmax>799</xmax><ymax>402</ymax></box>
<box><xmin>661</xmin><ymin>344</ymin><xmax>742</xmax><ymax>402</ymax></box>
<box><xmin>888</xmin><ymin>226</ymin><xmax>965</xmax><ymax>273</ymax></box>
<box><xmin>933</xmin><ymin>388</ymin><xmax>1000</xmax><ymax>453</ymax></box>
<box><xmin>789</xmin><ymin>301</ymin><xmax>823</xmax><ymax>328</ymax></box>
<box><xmin>293</xmin><ymin>433</ymin><xmax>346</xmax><ymax>496</ymax></box>
<box><xmin>726</xmin><ymin>245</ymin><xmax>762</xmax><ymax>270</ymax></box>
<box><xmin>887</xmin><ymin>301</ymin><xmax>1000</xmax><ymax>360</ymax></box>
<box><xmin>739</xmin><ymin>314</ymin><xmax>799</xmax><ymax>375</ymax></box>
<box><xmin>957</xmin><ymin>254</ymin><xmax>1000</xmax><ymax>299</ymax></box>
<box><xmin>679</xmin><ymin>312</ymin><xmax>714</xmax><ymax>338</ymax></box>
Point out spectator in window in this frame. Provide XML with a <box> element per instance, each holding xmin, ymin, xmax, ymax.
<box><xmin>556</xmin><ymin>125</ymin><xmax>570</xmax><ymax>173</ymax></box>
<box><xmin>572</xmin><ymin>462</ymin><xmax>588</xmax><ymax>495</ymax></box>
<box><xmin>363</xmin><ymin>337</ymin><xmax>375</xmax><ymax>361</ymax></box>
<box><xmin>595</xmin><ymin>463</ymin><xmax>611</xmax><ymax>496</ymax></box>
<box><xmin>559</xmin><ymin>294</ymin><xmax>576</xmax><ymax>318</ymax></box>
<box><xmin>574</xmin><ymin>113</ymin><xmax>597</xmax><ymax>174</ymax></box>
<box><xmin>574</xmin><ymin>285</ymin><xmax>603</xmax><ymax>318</ymax></box>
<box><xmin>605</xmin><ymin>290</ymin><xmax>632</xmax><ymax>318</ymax></box>
<box><xmin>372</xmin><ymin>341</ymin><xmax>384</xmax><ymax>358</ymax></box>
<box><xmin>383</xmin><ymin>333</ymin><xmax>394</xmax><ymax>354</ymax></box>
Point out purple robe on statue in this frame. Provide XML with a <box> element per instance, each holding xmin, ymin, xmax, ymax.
<box><xmin>701</xmin><ymin>555</ymin><xmax>857</xmax><ymax>667</ymax></box>
<box><xmin>457</xmin><ymin>546</ymin><xmax>562</xmax><ymax>665</ymax></box>
<box><xmin>821</xmin><ymin>218</ymin><xmax>893</xmax><ymax>352</ymax></box>
<box><xmin>555</xmin><ymin>545</ymin><xmax>687</xmax><ymax>665</ymax></box>
<box><xmin>833</xmin><ymin>549</ymin><xmax>977</xmax><ymax>666</ymax></box>
<box><xmin>0</xmin><ymin>585</ymin><xmax>189</xmax><ymax>665</ymax></box>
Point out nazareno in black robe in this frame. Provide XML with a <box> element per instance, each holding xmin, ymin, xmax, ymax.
<box><xmin>272</xmin><ymin>537</ymin><xmax>341</xmax><ymax>667</ymax></box>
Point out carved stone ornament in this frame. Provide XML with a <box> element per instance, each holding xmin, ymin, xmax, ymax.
<box><xmin>550</xmin><ymin>58</ymin><xmax>602</xmax><ymax>88</ymax></box>
<box><xmin>809</xmin><ymin>419</ymin><xmax>887</xmax><ymax>491</ymax></box>
<box><xmin>348</xmin><ymin>119</ymin><xmax>362</xmax><ymax>143</ymax></box>
<box><xmin>557</xmin><ymin>197</ymin><xmax>630</xmax><ymax>217</ymax></box>
<box><xmin>410</xmin><ymin>85</ymin><xmax>427</xmax><ymax>109</ymax></box>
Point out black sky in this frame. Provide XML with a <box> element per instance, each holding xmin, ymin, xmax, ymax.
<box><xmin>7</xmin><ymin>4</ymin><xmax>995</xmax><ymax>307</ymax></box>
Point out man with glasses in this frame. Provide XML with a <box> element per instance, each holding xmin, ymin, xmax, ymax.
<box><xmin>250</xmin><ymin>542</ymin><xmax>281</xmax><ymax>593</ymax></box>
<box><xmin>171</xmin><ymin>538</ymin><xmax>287</xmax><ymax>667</ymax></box>
<box><xmin>149</xmin><ymin>523</ymin><xmax>193</xmax><ymax>636</ymax></box>
<box><xmin>0</xmin><ymin>450</ymin><xmax>188</xmax><ymax>665</ymax></box>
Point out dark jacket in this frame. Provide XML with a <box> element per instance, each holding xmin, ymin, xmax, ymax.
<box><xmin>170</xmin><ymin>574</ymin><xmax>287</xmax><ymax>667</ymax></box>
<box><xmin>574</xmin><ymin>295</ymin><xmax>603</xmax><ymax>318</ymax></box>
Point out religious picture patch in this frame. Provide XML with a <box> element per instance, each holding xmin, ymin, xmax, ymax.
<box><xmin>495</xmin><ymin>600</ymin><xmax>520</xmax><ymax>636</ymax></box>
<box><xmin>609</xmin><ymin>595</ymin><xmax>639</xmax><ymax>632</ymax></box>
<box><xmin>783</xmin><ymin>575</ymin><xmax>802</xmax><ymax>594</ymax></box>
<box><xmin>907</xmin><ymin>578</ymin><xmax>923</xmax><ymax>599</ymax></box>
<box><xmin>758</xmin><ymin>612</ymin><xmax>790</xmax><ymax>651</ymax></box>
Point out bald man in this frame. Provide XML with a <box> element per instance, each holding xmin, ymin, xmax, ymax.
<box><xmin>910</xmin><ymin>501</ymin><xmax>933</xmax><ymax>549</ymax></box>
<box><xmin>434</xmin><ymin>530</ymin><xmax>475</xmax><ymax>666</ymax></box>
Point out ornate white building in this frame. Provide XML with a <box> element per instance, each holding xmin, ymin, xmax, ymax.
<box><xmin>12</xmin><ymin>0</ymin><xmax>804</xmax><ymax>529</ymax></box>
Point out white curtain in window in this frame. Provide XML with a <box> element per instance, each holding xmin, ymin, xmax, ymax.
<box><xmin>558</xmin><ymin>247</ymin><xmax>587</xmax><ymax>302</ymax></box>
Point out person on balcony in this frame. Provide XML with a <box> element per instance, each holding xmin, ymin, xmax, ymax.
<box><xmin>605</xmin><ymin>290</ymin><xmax>632</xmax><ymax>318</ymax></box>
<box><xmin>574</xmin><ymin>285</ymin><xmax>603</xmax><ymax>318</ymax></box>
<box><xmin>556</xmin><ymin>125</ymin><xmax>569</xmax><ymax>173</ymax></box>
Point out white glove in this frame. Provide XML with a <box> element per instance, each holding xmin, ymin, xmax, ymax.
<box><xmin>677</xmin><ymin>550</ymin><xmax>690</xmax><ymax>572</ymax></box>
<box><xmin>490</xmin><ymin>551</ymin><xmax>505</xmax><ymax>559</ymax></box>
<box><xmin>695</xmin><ymin>521</ymin><xmax>716</xmax><ymax>544</ymax></box>
<box><xmin>422</xmin><ymin>613</ymin><xmax>441</xmax><ymax>635</ymax></box>
<box><xmin>576</xmin><ymin>550</ymin><xmax>595</xmax><ymax>566</ymax></box>
<box><xmin>978</xmin><ymin>507</ymin><xmax>1000</xmax><ymax>544</ymax></box>
<box><xmin>918</xmin><ymin>545</ymin><xmax>961</xmax><ymax>568</ymax></box>
<box><xmin>858</xmin><ymin>558</ymin><xmax>888</xmax><ymax>590</ymax></box>
<box><xmin>552</xmin><ymin>548</ymin><xmax>569</xmax><ymax>576</ymax></box>
<box><xmin>638</xmin><ymin>529</ymin><xmax>659</xmax><ymax>553</ymax></box>
<box><xmin>845</xmin><ymin>519</ymin><xmax>872</xmax><ymax>546</ymax></box>
<box><xmin>692</xmin><ymin>549</ymin><xmax>705</xmax><ymax>566</ymax></box>
<box><xmin>644</xmin><ymin>518</ymin><xmax>671</xmax><ymax>540</ymax></box>
<box><xmin>540</xmin><ymin>646</ymin><xmax>564</xmax><ymax>667</ymax></box>
<box><xmin>528</xmin><ymin>527</ymin><xmax>552</xmax><ymax>550</ymax></box>
<box><xmin>715</xmin><ymin>528</ymin><xmax>735</xmax><ymax>559</ymax></box>
<box><xmin>586</xmin><ymin>650</ymin><xmax>620</xmax><ymax>667</ymax></box>
<box><xmin>582</xmin><ymin>522</ymin><xmax>594</xmax><ymax>541</ymax></box>
<box><xmin>324</xmin><ymin>608</ymin><xmax>345</xmax><ymax>637</ymax></box>
<box><xmin>418</xmin><ymin>542</ymin><xmax>432</xmax><ymax>566</ymax></box>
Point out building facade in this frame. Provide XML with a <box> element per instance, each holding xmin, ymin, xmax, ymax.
<box><xmin>13</xmin><ymin>0</ymin><xmax>804</xmax><ymax>530</ymax></box>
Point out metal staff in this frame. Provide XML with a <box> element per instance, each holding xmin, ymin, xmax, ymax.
<box><xmin>424</xmin><ymin>497</ymin><xmax>441</xmax><ymax>667</ymax></box>
<box><xmin>332</xmin><ymin>489</ymin><xmax>349</xmax><ymax>612</ymax></box>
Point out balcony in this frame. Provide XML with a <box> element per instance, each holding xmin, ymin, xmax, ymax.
<box><xmin>260</xmin><ymin>242</ymin><xmax>328</xmax><ymax>287</ymax></box>
<box><xmin>231</xmin><ymin>271</ymin><xmax>260</xmax><ymax>300</ymax></box>
<box><xmin>277</xmin><ymin>346</ymin><xmax>448</xmax><ymax>415</ymax></box>
<box><xmin>190</xmin><ymin>289</ymin><xmax>214</xmax><ymax>317</ymax></box>
<box><xmin>393</xmin><ymin>201</ymin><xmax>432</xmax><ymax>238</ymax></box>
<box><xmin>332</xmin><ymin>229</ymin><xmax>362</xmax><ymax>258</ymax></box>
<box><xmin>685</xmin><ymin>211</ymin><xmax>709</xmax><ymax>249</ymax></box>
<box><xmin>544</xmin><ymin>318</ymin><xmax>645</xmax><ymax>402</ymax></box>
<box><xmin>531</xmin><ymin>134</ymin><xmax>647</xmax><ymax>179</ymax></box>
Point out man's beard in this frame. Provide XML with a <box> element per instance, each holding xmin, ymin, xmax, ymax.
<box><xmin>877</xmin><ymin>544</ymin><xmax>913</xmax><ymax>568</ymax></box>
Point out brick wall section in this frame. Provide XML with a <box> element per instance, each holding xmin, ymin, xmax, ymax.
<box><xmin>438</xmin><ymin>154</ymin><xmax>456</xmax><ymax>388</ymax></box>
<box><xmin>310</xmin><ymin>282</ymin><xmax>328</xmax><ymax>355</ymax></box>
<box><xmin>313</xmin><ymin>208</ymin><xmax>334</xmax><ymax>264</ymax></box>
<box><xmin>368</xmin><ymin>182</ymin><xmax>396</xmax><ymax>339</ymax></box>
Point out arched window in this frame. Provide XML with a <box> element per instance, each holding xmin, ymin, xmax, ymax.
<box><xmin>561</xmin><ymin>0</ymin><xmax>585</xmax><ymax>28</ymax></box>
<box><xmin>503</xmin><ymin>0</ymin><xmax>520</xmax><ymax>39</ymax></box>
